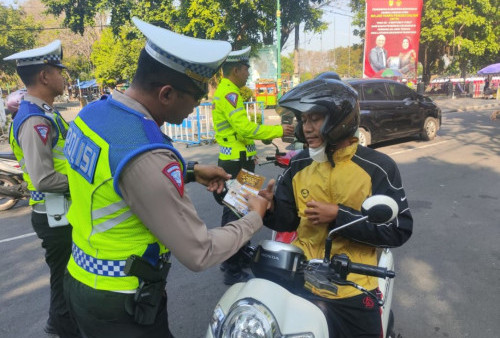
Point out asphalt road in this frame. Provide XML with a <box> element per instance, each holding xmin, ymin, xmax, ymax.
<box><xmin>0</xmin><ymin>108</ymin><xmax>499</xmax><ymax>337</ymax></box>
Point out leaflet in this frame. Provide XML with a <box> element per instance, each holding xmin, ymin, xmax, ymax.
<box><xmin>222</xmin><ymin>169</ymin><xmax>265</xmax><ymax>217</ymax></box>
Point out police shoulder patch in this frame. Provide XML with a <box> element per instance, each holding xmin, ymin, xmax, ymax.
<box><xmin>225</xmin><ymin>93</ymin><xmax>239</xmax><ymax>108</ymax></box>
<box><xmin>34</xmin><ymin>124</ymin><xmax>50</xmax><ymax>145</ymax></box>
<box><xmin>162</xmin><ymin>162</ymin><xmax>184</xmax><ymax>197</ymax></box>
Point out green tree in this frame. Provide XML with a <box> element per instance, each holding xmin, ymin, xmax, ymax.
<box><xmin>419</xmin><ymin>0</ymin><xmax>500</xmax><ymax>83</ymax></box>
<box><xmin>348</xmin><ymin>0</ymin><xmax>366</xmax><ymax>40</ymax></box>
<box><xmin>331</xmin><ymin>45</ymin><xmax>363</xmax><ymax>78</ymax></box>
<box><xmin>64</xmin><ymin>55</ymin><xmax>94</xmax><ymax>82</ymax></box>
<box><xmin>41</xmin><ymin>0</ymin><xmax>327</xmax><ymax>49</ymax></box>
<box><xmin>281</xmin><ymin>55</ymin><xmax>294</xmax><ymax>75</ymax></box>
<box><xmin>42</xmin><ymin>0</ymin><xmax>330</xmax><ymax>91</ymax></box>
<box><xmin>300</xmin><ymin>71</ymin><xmax>313</xmax><ymax>82</ymax></box>
<box><xmin>21</xmin><ymin>0</ymin><xmax>104</xmax><ymax>86</ymax></box>
<box><xmin>0</xmin><ymin>4</ymin><xmax>41</xmax><ymax>82</ymax></box>
<box><xmin>91</xmin><ymin>26</ymin><xmax>143</xmax><ymax>85</ymax></box>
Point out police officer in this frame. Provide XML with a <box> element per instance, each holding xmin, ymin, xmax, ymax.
<box><xmin>212</xmin><ymin>47</ymin><xmax>294</xmax><ymax>285</ymax></box>
<box><xmin>3</xmin><ymin>41</ymin><xmax>80</xmax><ymax>337</ymax></box>
<box><xmin>62</xmin><ymin>18</ymin><xmax>269</xmax><ymax>338</ymax></box>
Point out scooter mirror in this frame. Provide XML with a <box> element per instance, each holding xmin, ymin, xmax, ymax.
<box><xmin>324</xmin><ymin>195</ymin><xmax>398</xmax><ymax>263</ymax></box>
<box><xmin>361</xmin><ymin>195</ymin><xmax>399</xmax><ymax>224</ymax></box>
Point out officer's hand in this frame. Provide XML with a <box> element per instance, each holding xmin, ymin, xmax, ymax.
<box><xmin>258</xmin><ymin>179</ymin><xmax>275</xmax><ymax>211</ymax></box>
<box><xmin>281</xmin><ymin>124</ymin><xmax>295</xmax><ymax>137</ymax></box>
<box><xmin>246</xmin><ymin>194</ymin><xmax>268</xmax><ymax>218</ymax></box>
<box><xmin>194</xmin><ymin>164</ymin><xmax>231</xmax><ymax>193</ymax></box>
<box><xmin>304</xmin><ymin>200</ymin><xmax>339</xmax><ymax>225</ymax></box>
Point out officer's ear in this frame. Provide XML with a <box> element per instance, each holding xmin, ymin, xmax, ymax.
<box><xmin>38</xmin><ymin>67</ymin><xmax>51</xmax><ymax>86</ymax></box>
<box><xmin>158</xmin><ymin>85</ymin><xmax>174</xmax><ymax>105</ymax></box>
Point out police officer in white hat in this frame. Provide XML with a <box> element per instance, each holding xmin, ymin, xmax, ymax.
<box><xmin>3</xmin><ymin>40</ymin><xmax>80</xmax><ymax>337</ymax></box>
<box><xmin>212</xmin><ymin>47</ymin><xmax>294</xmax><ymax>285</ymax></box>
<box><xmin>62</xmin><ymin>18</ymin><xmax>269</xmax><ymax>337</ymax></box>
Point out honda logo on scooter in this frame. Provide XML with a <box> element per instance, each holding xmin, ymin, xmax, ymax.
<box><xmin>261</xmin><ymin>253</ymin><xmax>279</xmax><ymax>261</ymax></box>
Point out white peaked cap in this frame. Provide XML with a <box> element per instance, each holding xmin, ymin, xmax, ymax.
<box><xmin>226</xmin><ymin>46</ymin><xmax>251</xmax><ymax>65</ymax></box>
<box><xmin>132</xmin><ymin>17</ymin><xmax>231</xmax><ymax>91</ymax></box>
<box><xmin>3</xmin><ymin>40</ymin><xmax>65</xmax><ymax>68</ymax></box>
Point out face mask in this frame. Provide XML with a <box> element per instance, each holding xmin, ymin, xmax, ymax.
<box><xmin>308</xmin><ymin>142</ymin><xmax>327</xmax><ymax>163</ymax></box>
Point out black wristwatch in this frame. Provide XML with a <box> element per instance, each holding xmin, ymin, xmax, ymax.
<box><xmin>185</xmin><ymin>161</ymin><xmax>198</xmax><ymax>183</ymax></box>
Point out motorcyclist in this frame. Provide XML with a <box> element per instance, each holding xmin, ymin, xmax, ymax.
<box><xmin>259</xmin><ymin>76</ymin><xmax>413</xmax><ymax>337</ymax></box>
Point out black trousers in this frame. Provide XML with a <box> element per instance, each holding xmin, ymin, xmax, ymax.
<box><xmin>302</xmin><ymin>289</ymin><xmax>383</xmax><ymax>338</ymax></box>
<box><xmin>31</xmin><ymin>211</ymin><xmax>80</xmax><ymax>338</ymax></box>
<box><xmin>218</xmin><ymin>158</ymin><xmax>255</xmax><ymax>270</ymax></box>
<box><xmin>64</xmin><ymin>273</ymin><xmax>174</xmax><ymax>338</ymax></box>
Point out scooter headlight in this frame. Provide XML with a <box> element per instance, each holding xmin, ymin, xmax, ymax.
<box><xmin>210</xmin><ymin>298</ymin><xmax>316</xmax><ymax>338</ymax></box>
<box><xmin>212</xmin><ymin>298</ymin><xmax>277</xmax><ymax>338</ymax></box>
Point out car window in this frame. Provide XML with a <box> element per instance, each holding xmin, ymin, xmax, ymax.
<box><xmin>387</xmin><ymin>83</ymin><xmax>414</xmax><ymax>100</ymax></box>
<box><xmin>362</xmin><ymin>83</ymin><xmax>390</xmax><ymax>101</ymax></box>
<box><xmin>350</xmin><ymin>84</ymin><xmax>362</xmax><ymax>99</ymax></box>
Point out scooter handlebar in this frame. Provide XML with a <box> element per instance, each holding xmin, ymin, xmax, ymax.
<box><xmin>349</xmin><ymin>262</ymin><xmax>395</xmax><ymax>279</ymax></box>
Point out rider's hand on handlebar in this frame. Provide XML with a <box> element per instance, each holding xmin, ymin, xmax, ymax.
<box><xmin>281</xmin><ymin>124</ymin><xmax>295</xmax><ymax>137</ymax></box>
<box><xmin>193</xmin><ymin>164</ymin><xmax>231</xmax><ymax>193</ymax></box>
<box><xmin>305</xmin><ymin>200</ymin><xmax>339</xmax><ymax>225</ymax></box>
<box><xmin>246</xmin><ymin>194</ymin><xmax>269</xmax><ymax>218</ymax></box>
<box><xmin>258</xmin><ymin>179</ymin><xmax>275</xmax><ymax>211</ymax></box>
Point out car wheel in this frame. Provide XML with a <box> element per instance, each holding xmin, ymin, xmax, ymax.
<box><xmin>358</xmin><ymin>127</ymin><xmax>371</xmax><ymax>146</ymax></box>
<box><xmin>421</xmin><ymin>117</ymin><xmax>438</xmax><ymax>141</ymax></box>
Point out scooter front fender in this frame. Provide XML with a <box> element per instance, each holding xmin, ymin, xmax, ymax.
<box><xmin>207</xmin><ymin>278</ymin><xmax>328</xmax><ymax>337</ymax></box>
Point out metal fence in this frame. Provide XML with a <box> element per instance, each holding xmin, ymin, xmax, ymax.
<box><xmin>164</xmin><ymin>101</ymin><xmax>265</xmax><ymax>146</ymax></box>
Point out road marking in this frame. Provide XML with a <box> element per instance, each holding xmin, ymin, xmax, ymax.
<box><xmin>0</xmin><ymin>232</ymin><xmax>36</xmax><ymax>244</ymax></box>
<box><xmin>387</xmin><ymin>140</ymin><xmax>451</xmax><ymax>156</ymax></box>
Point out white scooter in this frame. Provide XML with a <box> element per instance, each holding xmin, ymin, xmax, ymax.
<box><xmin>207</xmin><ymin>195</ymin><xmax>398</xmax><ymax>338</ymax></box>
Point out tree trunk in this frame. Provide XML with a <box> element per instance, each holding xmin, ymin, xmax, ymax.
<box><xmin>423</xmin><ymin>45</ymin><xmax>430</xmax><ymax>86</ymax></box>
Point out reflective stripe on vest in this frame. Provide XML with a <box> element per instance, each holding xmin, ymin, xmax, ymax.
<box><xmin>91</xmin><ymin>199</ymin><xmax>134</xmax><ymax>235</ymax></box>
<box><xmin>72</xmin><ymin>243</ymin><xmax>127</xmax><ymax>277</ymax></box>
<box><xmin>30</xmin><ymin>191</ymin><xmax>45</xmax><ymax>201</ymax></box>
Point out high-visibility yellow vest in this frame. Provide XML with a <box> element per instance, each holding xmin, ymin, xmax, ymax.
<box><xmin>10</xmin><ymin>101</ymin><xmax>68</xmax><ymax>205</ymax></box>
<box><xmin>212</xmin><ymin>78</ymin><xmax>283</xmax><ymax>160</ymax></box>
<box><xmin>64</xmin><ymin>96</ymin><xmax>184</xmax><ymax>291</ymax></box>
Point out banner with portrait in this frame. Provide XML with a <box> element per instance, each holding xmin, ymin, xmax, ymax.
<box><xmin>363</xmin><ymin>0</ymin><xmax>423</xmax><ymax>81</ymax></box>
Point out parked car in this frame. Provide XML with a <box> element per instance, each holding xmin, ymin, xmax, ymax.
<box><xmin>346</xmin><ymin>79</ymin><xmax>442</xmax><ymax>146</ymax></box>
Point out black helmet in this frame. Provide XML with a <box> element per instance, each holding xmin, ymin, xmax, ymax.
<box><xmin>277</xmin><ymin>77</ymin><xmax>360</xmax><ymax>145</ymax></box>
<box><xmin>316</xmin><ymin>71</ymin><xmax>341</xmax><ymax>81</ymax></box>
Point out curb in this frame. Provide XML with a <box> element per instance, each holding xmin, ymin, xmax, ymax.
<box><xmin>456</xmin><ymin>103</ymin><xmax>500</xmax><ymax>113</ymax></box>
<box><xmin>441</xmin><ymin>102</ymin><xmax>500</xmax><ymax>113</ymax></box>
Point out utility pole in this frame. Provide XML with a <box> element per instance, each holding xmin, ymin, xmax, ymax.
<box><xmin>293</xmin><ymin>25</ymin><xmax>300</xmax><ymax>87</ymax></box>
<box><xmin>277</xmin><ymin>0</ymin><xmax>282</xmax><ymax>98</ymax></box>
<box><xmin>333</xmin><ymin>16</ymin><xmax>336</xmax><ymax>68</ymax></box>
<box><xmin>348</xmin><ymin>20</ymin><xmax>351</xmax><ymax>77</ymax></box>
